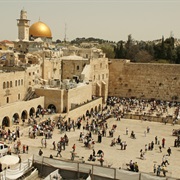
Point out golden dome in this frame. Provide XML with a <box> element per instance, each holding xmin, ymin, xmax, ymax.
<box><xmin>29</xmin><ymin>21</ymin><xmax>52</xmax><ymax>38</ymax></box>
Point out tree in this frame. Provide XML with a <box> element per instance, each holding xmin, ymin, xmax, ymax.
<box><xmin>98</xmin><ymin>44</ymin><xmax>115</xmax><ymax>58</ymax></box>
<box><xmin>175</xmin><ymin>46</ymin><xmax>180</xmax><ymax>64</ymax></box>
<box><xmin>134</xmin><ymin>50</ymin><xmax>153</xmax><ymax>63</ymax></box>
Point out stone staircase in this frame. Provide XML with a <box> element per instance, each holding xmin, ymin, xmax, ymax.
<box><xmin>23</xmin><ymin>87</ymin><xmax>36</xmax><ymax>101</ymax></box>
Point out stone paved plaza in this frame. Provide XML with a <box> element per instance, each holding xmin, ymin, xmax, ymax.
<box><xmin>6</xmin><ymin>115</ymin><xmax>180</xmax><ymax>179</ymax></box>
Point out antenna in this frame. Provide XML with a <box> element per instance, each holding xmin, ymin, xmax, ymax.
<box><xmin>64</xmin><ymin>23</ymin><xmax>67</xmax><ymax>42</ymax></box>
<box><xmin>170</xmin><ymin>31</ymin><xmax>174</xmax><ymax>38</ymax></box>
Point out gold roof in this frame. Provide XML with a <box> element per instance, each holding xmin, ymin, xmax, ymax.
<box><xmin>29</xmin><ymin>21</ymin><xmax>52</xmax><ymax>38</ymax></box>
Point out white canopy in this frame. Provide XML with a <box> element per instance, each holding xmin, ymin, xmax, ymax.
<box><xmin>0</xmin><ymin>155</ymin><xmax>19</xmax><ymax>166</ymax></box>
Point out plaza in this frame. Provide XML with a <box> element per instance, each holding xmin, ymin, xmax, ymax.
<box><xmin>7</xmin><ymin>113</ymin><xmax>180</xmax><ymax>179</ymax></box>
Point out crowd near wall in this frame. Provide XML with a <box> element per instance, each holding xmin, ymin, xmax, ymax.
<box><xmin>108</xmin><ymin>60</ymin><xmax>180</xmax><ymax>101</ymax></box>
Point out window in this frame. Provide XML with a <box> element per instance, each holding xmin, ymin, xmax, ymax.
<box><xmin>29</xmin><ymin>72</ymin><xmax>31</xmax><ymax>76</ymax></box>
<box><xmin>18</xmin><ymin>94</ymin><xmax>20</xmax><ymax>100</ymax></box>
<box><xmin>18</xmin><ymin>80</ymin><xmax>20</xmax><ymax>86</ymax></box>
<box><xmin>102</xmin><ymin>74</ymin><xmax>104</xmax><ymax>79</ymax></box>
<box><xmin>7</xmin><ymin>82</ymin><xmax>9</xmax><ymax>88</ymax></box>
<box><xmin>21</xmin><ymin>79</ymin><xmax>23</xmax><ymax>85</ymax></box>
<box><xmin>94</xmin><ymin>75</ymin><xmax>95</xmax><ymax>80</ymax></box>
<box><xmin>7</xmin><ymin>97</ymin><xmax>9</xmax><ymax>103</ymax></box>
<box><xmin>100</xmin><ymin>63</ymin><xmax>102</xmax><ymax>68</ymax></box>
<box><xmin>3</xmin><ymin>82</ymin><xmax>6</xmax><ymax>89</ymax></box>
<box><xmin>15</xmin><ymin>80</ymin><xmax>17</xmax><ymax>86</ymax></box>
<box><xmin>77</xmin><ymin>66</ymin><xmax>79</xmax><ymax>70</ymax></box>
<box><xmin>10</xmin><ymin>81</ymin><xmax>13</xmax><ymax>87</ymax></box>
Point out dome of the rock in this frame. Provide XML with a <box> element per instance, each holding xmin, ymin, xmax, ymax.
<box><xmin>29</xmin><ymin>21</ymin><xmax>52</xmax><ymax>38</ymax></box>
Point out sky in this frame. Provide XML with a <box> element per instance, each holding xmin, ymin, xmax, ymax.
<box><xmin>0</xmin><ymin>0</ymin><xmax>179</xmax><ymax>42</ymax></box>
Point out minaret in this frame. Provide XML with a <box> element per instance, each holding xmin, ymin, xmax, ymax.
<box><xmin>17</xmin><ymin>9</ymin><xmax>30</xmax><ymax>41</ymax></box>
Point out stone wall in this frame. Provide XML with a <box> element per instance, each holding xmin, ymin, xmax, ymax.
<box><xmin>35</xmin><ymin>88</ymin><xmax>64</xmax><ymax>113</ymax></box>
<box><xmin>108</xmin><ymin>59</ymin><xmax>180</xmax><ymax>101</ymax></box>
<box><xmin>68</xmin><ymin>97</ymin><xmax>102</xmax><ymax>120</ymax></box>
<box><xmin>68</xmin><ymin>83</ymin><xmax>92</xmax><ymax>110</ymax></box>
<box><xmin>35</xmin><ymin>83</ymin><xmax>92</xmax><ymax>113</ymax></box>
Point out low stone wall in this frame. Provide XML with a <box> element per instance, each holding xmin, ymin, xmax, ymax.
<box><xmin>67</xmin><ymin>97</ymin><xmax>103</xmax><ymax>120</ymax></box>
<box><xmin>123</xmin><ymin>113</ymin><xmax>180</xmax><ymax>125</ymax></box>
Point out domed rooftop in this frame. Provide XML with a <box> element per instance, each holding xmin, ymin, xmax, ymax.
<box><xmin>29</xmin><ymin>21</ymin><xmax>52</xmax><ymax>38</ymax></box>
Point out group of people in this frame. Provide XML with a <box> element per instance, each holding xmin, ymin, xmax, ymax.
<box><xmin>127</xmin><ymin>160</ymin><xmax>139</xmax><ymax>172</ymax></box>
<box><xmin>3</xmin><ymin>95</ymin><xmax>178</xmax><ymax>178</ymax></box>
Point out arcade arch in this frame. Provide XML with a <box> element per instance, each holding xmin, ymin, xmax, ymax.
<box><xmin>2</xmin><ymin>116</ymin><xmax>10</xmax><ymax>127</ymax></box>
<box><xmin>86</xmin><ymin>110</ymin><xmax>90</xmax><ymax>117</ymax></box>
<box><xmin>21</xmin><ymin>110</ymin><xmax>28</xmax><ymax>120</ymax></box>
<box><xmin>47</xmin><ymin>104</ymin><xmax>56</xmax><ymax>113</ymax></box>
<box><xmin>13</xmin><ymin>113</ymin><xmax>19</xmax><ymax>121</ymax></box>
<box><xmin>98</xmin><ymin>104</ymin><xmax>101</xmax><ymax>111</ymax></box>
<box><xmin>29</xmin><ymin>107</ymin><xmax>35</xmax><ymax>117</ymax></box>
<box><xmin>90</xmin><ymin>108</ymin><xmax>94</xmax><ymax>114</ymax></box>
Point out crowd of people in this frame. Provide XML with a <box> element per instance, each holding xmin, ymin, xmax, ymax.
<box><xmin>1</xmin><ymin>96</ymin><xmax>179</xmax><ymax>178</ymax></box>
<box><xmin>32</xmin><ymin>96</ymin><xmax>179</xmax><ymax>176</ymax></box>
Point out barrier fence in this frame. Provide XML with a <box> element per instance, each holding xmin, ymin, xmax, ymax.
<box><xmin>33</xmin><ymin>155</ymin><xmax>177</xmax><ymax>180</ymax></box>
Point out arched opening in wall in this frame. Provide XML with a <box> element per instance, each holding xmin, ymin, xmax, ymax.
<box><xmin>36</xmin><ymin>105</ymin><xmax>42</xmax><ymax>117</ymax></box>
<box><xmin>90</xmin><ymin>108</ymin><xmax>94</xmax><ymax>114</ymax></box>
<box><xmin>37</xmin><ymin>105</ymin><xmax>42</xmax><ymax>109</ymax></box>
<box><xmin>98</xmin><ymin>104</ymin><xmax>101</xmax><ymax>112</ymax></box>
<box><xmin>47</xmin><ymin>104</ymin><xmax>56</xmax><ymax>113</ymax></box>
<box><xmin>3</xmin><ymin>82</ymin><xmax>6</xmax><ymax>89</ymax></box>
<box><xmin>13</xmin><ymin>113</ymin><xmax>19</xmax><ymax>124</ymax></box>
<box><xmin>2</xmin><ymin>116</ymin><xmax>10</xmax><ymax>127</ymax></box>
<box><xmin>86</xmin><ymin>110</ymin><xmax>90</xmax><ymax>117</ymax></box>
<box><xmin>29</xmin><ymin>107</ymin><xmax>35</xmax><ymax>117</ymax></box>
<box><xmin>21</xmin><ymin>110</ymin><xmax>28</xmax><ymax>120</ymax></box>
<box><xmin>10</xmin><ymin>81</ymin><xmax>13</xmax><ymax>87</ymax></box>
<box><xmin>7</xmin><ymin>97</ymin><xmax>9</xmax><ymax>103</ymax></box>
<box><xmin>7</xmin><ymin>82</ymin><xmax>9</xmax><ymax>88</ymax></box>
<box><xmin>95</xmin><ymin>106</ymin><xmax>98</xmax><ymax>113</ymax></box>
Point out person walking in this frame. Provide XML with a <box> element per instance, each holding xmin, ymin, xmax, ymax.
<box><xmin>155</xmin><ymin>136</ymin><xmax>158</xmax><ymax>144</ymax></box>
<box><xmin>39</xmin><ymin>149</ymin><xmax>43</xmax><ymax>156</ymax></box>
<box><xmin>26</xmin><ymin>145</ymin><xmax>29</xmax><ymax>154</ymax></box>
<box><xmin>126</xmin><ymin>128</ymin><xmax>128</xmax><ymax>135</ymax></box>
<box><xmin>52</xmin><ymin>141</ymin><xmax>56</xmax><ymax>150</ymax></box>
<box><xmin>153</xmin><ymin>164</ymin><xmax>156</xmax><ymax>174</ymax></box>
<box><xmin>72</xmin><ymin>144</ymin><xmax>76</xmax><ymax>152</ymax></box>
<box><xmin>162</xmin><ymin>138</ymin><xmax>165</xmax><ymax>148</ymax></box>
<box><xmin>56</xmin><ymin>146</ymin><xmax>62</xmax><ymax>157</ymax></box>
<box><xmin>156</xmin><ymin>165</ymin><xmax>161</xmax><ymax>176</ymax></box>
<box><xmin>167</xmin><ymin>147</ymin><xmax>171</xmax><ymax>156</ymax></box>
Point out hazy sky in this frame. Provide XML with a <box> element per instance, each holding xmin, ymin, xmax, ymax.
<box><xmin>0</xmin><ymin>0</ymin><xmax>179</xmax><ymax>42</ymax></box>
